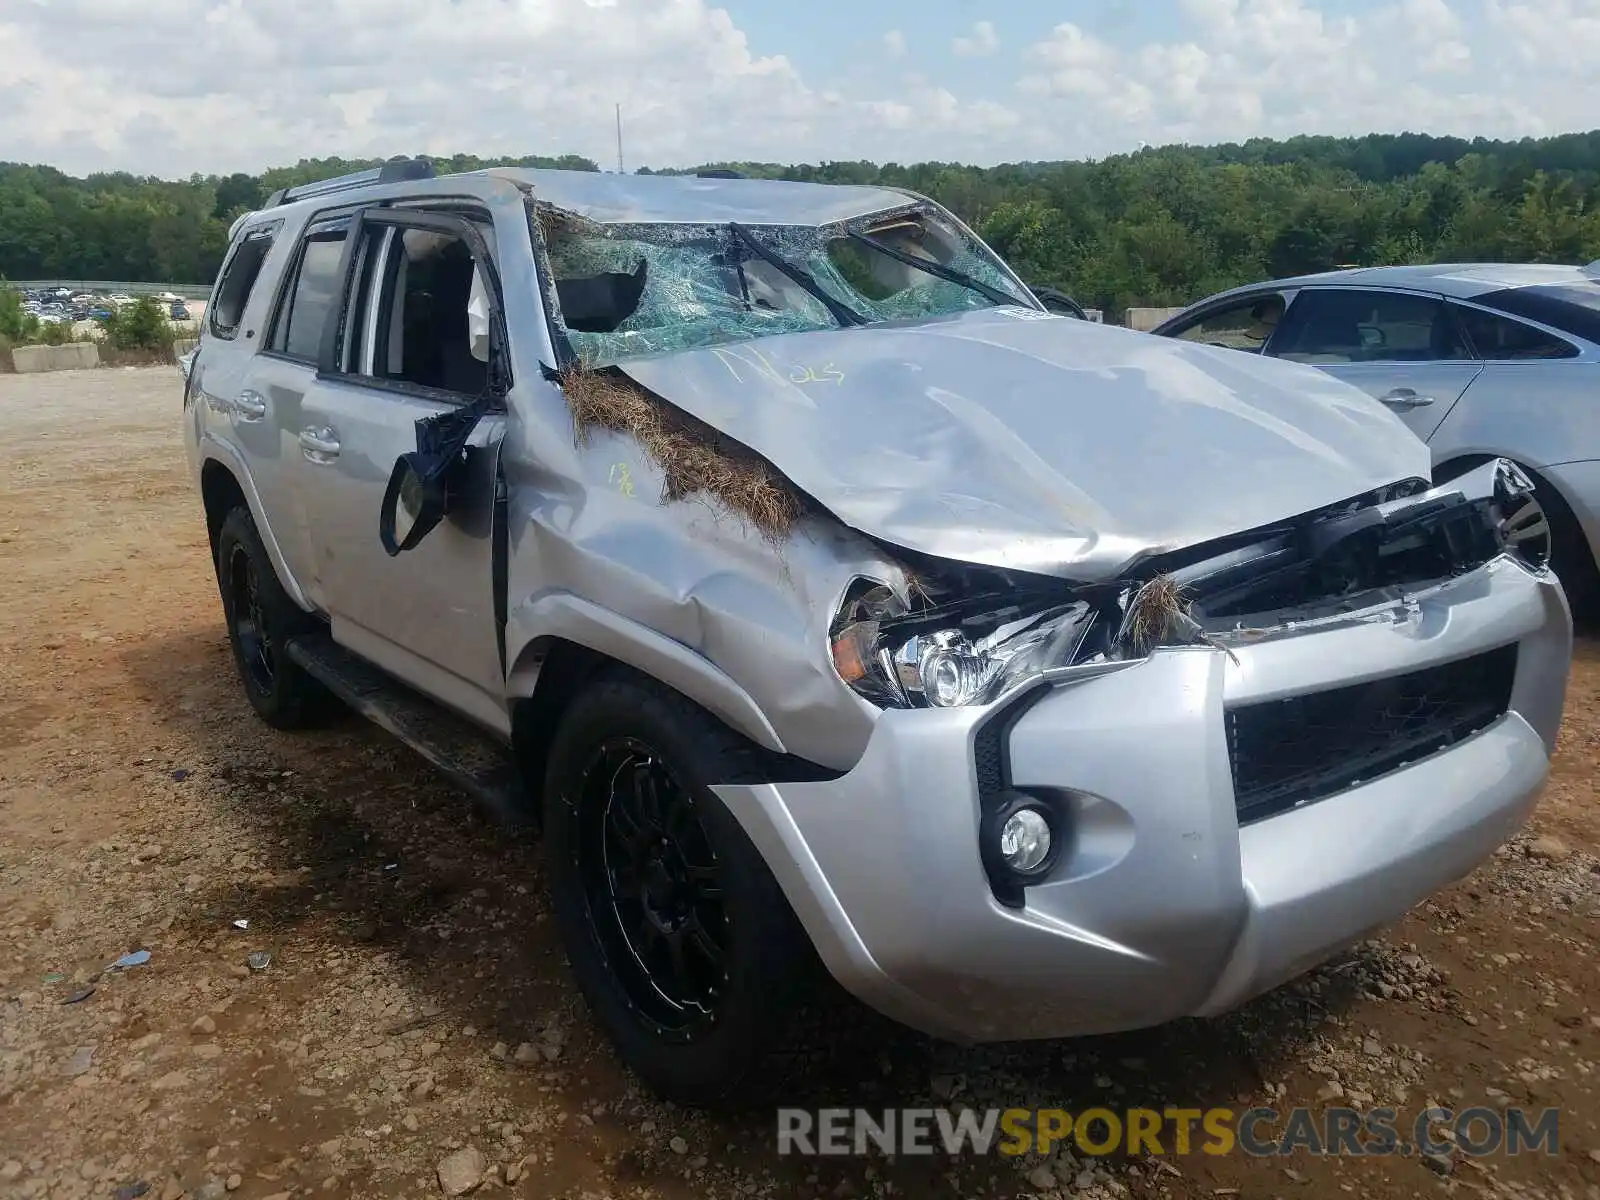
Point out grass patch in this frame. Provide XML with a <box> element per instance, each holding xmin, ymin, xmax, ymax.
<box><xmin>560</xmin><ymin>366</ymin><xmax>806</xmax><ymax>541</ymax></box>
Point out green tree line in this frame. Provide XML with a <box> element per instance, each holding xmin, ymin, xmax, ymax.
<box><xmin>4</xmin><ymin>132</ymin><xmax>1599</xmax><ymax>318</ymax></box>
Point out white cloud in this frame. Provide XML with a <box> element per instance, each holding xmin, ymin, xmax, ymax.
<box><xmin>952</xmin><ymin>20</ymin><xmax>1000</xmax><ymax>57</ymax></box>
<box><xmin>0</xmin><ymin>0</ymin><xmax>1595</xmax><ymax>176</ymax></box>
<box><xmin>1021</xmin><ymin>23</ymin><xmax>1121</xmax><ymax>96</ymax></box>
<box><xmin>1486</xmin><ymin>0</ymin><xmax>1600</xmax><ymax>69</ymax></box>
<box><xmin>1402</xmin><ymin>0</ymin><xmax>1463</xmax><ymax>37</ymax></box>
<box><xmin>0</xmin><ymin>0</ymin><xmax>1029</xmax><ymax>174</ymax></box>
<box><xmin>1014</xmin><ymin>0</ymin><xmax>1597</xmax><ymax>155</ymax></box>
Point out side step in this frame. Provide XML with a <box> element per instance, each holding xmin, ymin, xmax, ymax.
<box><xmin>285</xmin><ymin>633</ymin><xmax>528</xmax><ymax>827</ymax></box>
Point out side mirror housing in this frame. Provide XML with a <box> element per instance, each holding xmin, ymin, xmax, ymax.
<box><xmin>379</xmin><ymin>452</ymin><xmax>449</xmax><ymax>555</ymax></box>
<box><xmin>1030</xmin><ymin>285</ymin><xmax>1089</xmax><ymax>320</ymax></box>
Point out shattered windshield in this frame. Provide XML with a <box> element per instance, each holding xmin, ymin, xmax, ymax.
<box><xmin>538</xmin><ymin>205</ymin><xmax>1033</xmax><ymax>367</ymax></box>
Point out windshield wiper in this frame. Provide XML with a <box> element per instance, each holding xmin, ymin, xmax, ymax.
<box><xmin>728</xmin><ymin>223</ymin><xmax>865</xmax><ymax>328</ymax></box>
<box><xmin>848</xmin><ymin>230</ymin><xmax>1031</xmax><ymax>310</ymax></box>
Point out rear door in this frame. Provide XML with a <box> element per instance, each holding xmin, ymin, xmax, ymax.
<box><xmin>1429</xmin><ymin>300</ymin><xmax>1595</xmax><ymax>469</ymax></box>
<box><xmin>295</xmin><ymin>209</ymin><xmax>508</xmax><ymax>733</ymax></box>
<box><xmin>194</xmin><ymin>221</ymin><xmax>323</xmax><ymax>599</ymax></box>
<box><xmin>247</xmin><ymin>215</ymin><xmax>354</xmax><ymax>612</ymax></box>
<box><xmin>1268</xmin><ymin>287</ymin><xmax>1482</xmax><ymax>442</ymax></box>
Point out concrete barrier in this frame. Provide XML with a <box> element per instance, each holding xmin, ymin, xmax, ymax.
<box><xmin>1124</xmin><ymin>306</ymin><xmax>1186</xmax><ymax>332</ymax></box>
<box><xmin>11</xmin><ymin>342</ymin><xmax>101</xmax><ymax>373</ymax></box>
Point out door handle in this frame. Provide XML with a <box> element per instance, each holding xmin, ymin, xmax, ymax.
<box><xmin>298</xmin><ymin>426</ymin><xmax>341</xmax><ymax>462</ymax></box>
<box><xmin>1379</xmin><ymin>387</ymin><xmax>1436</xmax><ymax>410</ymax></box>
<box><xmin>234</xmin><ymin>389</ymin><xmax>267</xmax><ymax>421</ymax></box>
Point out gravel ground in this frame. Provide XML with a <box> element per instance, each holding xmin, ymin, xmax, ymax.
<box><xmin>0</xmin><ymin>367</ymin><xmax>1596</xmax><ymax>1200</ymax></box>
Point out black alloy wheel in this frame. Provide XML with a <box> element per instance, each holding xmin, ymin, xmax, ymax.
<box><xmin>227</xmin><ymin>542</ymin><xmax>277</xmax><ymax>695</ymax></box>
<box><xmin>574</xmin><ymin>738</ymin><xmax>729</xmax><ymax>1042</ymax></box>
<box><xmin>543</xmin><ymin>671</ymin><xmax>815</xmax><ymax>1105</ymax></box>
<box><xmin>214</xmin><ymin>505</ymin><xmax>328</xmax><ymax>729</ymax></box>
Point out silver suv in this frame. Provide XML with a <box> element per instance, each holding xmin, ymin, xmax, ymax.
<box><xmin>184</xmin><ymin>159</ymin><xmax>1571</xmax><ymax>1104</ymax></box>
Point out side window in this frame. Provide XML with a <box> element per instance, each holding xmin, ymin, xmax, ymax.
<box><xmin>1167</xmin><ymin>294</ymin><xmax>1285</xmax><ymax>354</ymax></box>
<box><xmin>1452</xmin><ymin>304</ymin><xmax>1578</xmax><ymax>361</ymax></box>
<box><xmin>345</xmin><ymin>223</ymin><xmax>489</xmax><ymax>396</ymax></box>
<box><xmin>269</xmin><ymin>224</ymin><xmax>349</xmax><ymax>361</ymax></box>
<box><xmin>1272</xmin><ymin>289</ymin><xmax>1469</xmax><ymax>364</ymax></box>
<box><xmin>208</xmin><ymin>227</ymin><xmax>276</xmax><ymax>339</ymax></box>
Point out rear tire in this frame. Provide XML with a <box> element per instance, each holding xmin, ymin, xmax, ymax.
<box><xmin>215</xmin><ymin>505</ymin><xmax>329</xmax><ymax>729</ymax></box>
<box><xmin>543</xmin><ymin>670</ymin><xmax>812</xmax><ymax>1106</ymax></box>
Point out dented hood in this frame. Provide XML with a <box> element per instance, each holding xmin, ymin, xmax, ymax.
<box><xmin>618</xmin><ymin>308</ymin><xmax>1430</xmax><ymax>581</ymax></box>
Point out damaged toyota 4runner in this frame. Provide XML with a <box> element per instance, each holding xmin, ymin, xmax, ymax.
<box><xmin>184</xmin><ymin>160</ymin><xmax>1572</xmax><ymax>1104</ymax></box>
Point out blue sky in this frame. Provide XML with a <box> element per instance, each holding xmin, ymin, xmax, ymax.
<box><xmin>0</xmin><ymin>0</ymin><xmax>1595</xmax><ymax>176</ymax></box>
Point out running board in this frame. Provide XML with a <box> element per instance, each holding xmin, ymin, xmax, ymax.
<box><xmin>285</xmin><ymin>633</ymin><xmax>528</xmax><ymax>827</ymax></box>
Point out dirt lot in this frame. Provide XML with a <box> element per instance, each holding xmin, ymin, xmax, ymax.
<box><xmin>0</xmin><ymin>367</ymin><xmax>1596</xmax><ymax>1200</ymax></box>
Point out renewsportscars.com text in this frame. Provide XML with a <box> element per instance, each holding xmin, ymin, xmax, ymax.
<box><xmin>776</xmin><ymin>1106</ymin><xmax>1560</xmax><ymax>1159</ymax></box>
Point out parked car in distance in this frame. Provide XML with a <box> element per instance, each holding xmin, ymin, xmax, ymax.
<box><xmin>170</xmin><ymin>301</ymin><xmax>192</xmax><ymax>321</ymax></box>
<box><xmin>186</xmin><ymin>161</ymin><xmax>1571</xmax><ymax>1104</ymax></box>
<box><xmin>1155</xmin><ymin>263</ymin><xmax>1600</xmax><ymax>612</ymax></box>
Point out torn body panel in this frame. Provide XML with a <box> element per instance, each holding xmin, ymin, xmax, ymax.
<box><xmin>498</xmin><ymin>377</ymin><xmax>907</xmax><ymax>770</ymax></box>
<box><xmin>1160</xmin><ymin>458</ymin><xmax>1550</xmax><ymax>641</ymax></box>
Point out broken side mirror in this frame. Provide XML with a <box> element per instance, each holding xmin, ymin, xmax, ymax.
<box><xmin>379</xmin><ymin>451</ymin><xmax>448</xmax><ymax>555</ymax></box>
<box><xmin>1031</xmin><ymin>286</ymin><xmax>1089</xmax><ymax>320</ymax></box>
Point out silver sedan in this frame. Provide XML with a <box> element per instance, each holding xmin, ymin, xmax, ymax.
<box><xmin>1156</xmin><ymin>263</ymin><xmax>1600</xmax><ymax>613</ymax></box>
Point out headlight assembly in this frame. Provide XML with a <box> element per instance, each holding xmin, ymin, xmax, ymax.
<box><xmin>830</xmin><ymin>582</ymin><xmax>1098</xmax><ymax>709</ymax></box>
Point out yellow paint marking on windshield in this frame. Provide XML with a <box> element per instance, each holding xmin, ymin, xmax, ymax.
<box><xmin>608</xmin><ymin>462</ymin><xmax>636</xmax><ymax>498</ymax></box>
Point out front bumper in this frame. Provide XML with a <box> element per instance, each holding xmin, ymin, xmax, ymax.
<box><xmin>714</xmin><ymin>558</ymin><xmax>1570</xmax><ymax>1042</ymax></box>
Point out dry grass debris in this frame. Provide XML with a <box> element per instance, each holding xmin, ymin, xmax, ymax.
<box><xmin>1120</xmin><ymin>574</ymin><xmax>1195</xmax><ymax>656</ymax></box>
<box><xmin>560</xmin><ymin>367</ymin><xmax>805</xmax><ymax>541</ymax></box>
<box><xmin>535</xmin><ymin>202</ymin><xmax>604</xmax><ymax>246</ymax></box>
<box><xmin>1120</xmin><ymin>573</ymin><xmax>1242</xmax><ymax>663</ymax></box>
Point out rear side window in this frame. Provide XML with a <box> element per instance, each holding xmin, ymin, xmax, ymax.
<box><xmin>1477</xmin><ymin>283</ymin><xmax>1600</xmax><ymax>349</ymax></box>
<box><xmin>1271</xmin><ymin>289</ymin><xmax>1469</xmax><ymax>364</ymax></box>
<box><xmin>208</xmin><ymin>227</ymin><xmax>276</xmax><ymax>339</ymax></box>
<box><xmin>269</xmin><ymin>225</ymin><xmax>349</xmax><ymax>361</ymax></box>
<box><xmin>1451</xmin><ymin>303</ymin><xmax>1577</xmax><ymax>360</ymax></box>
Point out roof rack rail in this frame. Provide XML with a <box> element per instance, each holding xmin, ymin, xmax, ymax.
<box><xmin>695</xmin><ymin>169</ymin><xmax>745</xmax><ymax>179</ymax></box>
<box><xmin>264</xmin><ymin>157</ymin><xmax>437</xmax><ymax>209</ymax></box>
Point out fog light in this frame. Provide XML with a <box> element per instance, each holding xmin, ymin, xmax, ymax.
<box><xmin>979</xmin><ymin>790</ymin><xmax>1065</xmax><ymax>907</ymax></box>
<box><xmin>1000</xmin><ymin>808</ymin><xmax>1052</xmax><ymax>872</ymax></box>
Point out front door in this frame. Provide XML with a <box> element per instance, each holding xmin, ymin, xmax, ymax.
<box><xmin>292</xmin><ymin>210</ymin><xmax>508</xmax><ymax>732</ymax></box>
<box><xmin>1269</xmin><ymin>287</ymin><xmax>1482</xmax><ymax>442</ymax></box>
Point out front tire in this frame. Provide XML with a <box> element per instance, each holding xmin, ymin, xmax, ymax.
<box><xmin>1539</xmin><ymin>483</ymin><xmax>1599</xmax><ymax>623</ymax></box>
<box><xmin>543</xmin><ymin>671</ymin><xmax>812</xmax><ymax>1106</ymax></box>
<box><xmin>215</xmin><ymin>505</ymin><xmax>328</xmax><ymax>729</ymax></box>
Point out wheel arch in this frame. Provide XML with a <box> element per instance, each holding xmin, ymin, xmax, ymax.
<box><xmin>197</xmin><ymin>448</ymin><xmax>315</xmax><ymax>613</ymax></box>
<box><xmin>200</xmin><ymin>457</ymin><xmax>249</xmax><ymax>561</ymax></box>
<box><xmin>505</xmin><ymin>594</ymin><xmax>786</xmax><ymax>752</ymax></box>
<box><xmin>507</xmin><ymin>615</ymin><xmax>840</xmax><ymax>822</ymax></box>
<box><xmin>1435</xmin><ymin>452</ymin><xmax>1599</xmax><ymax>616</ymax></box>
